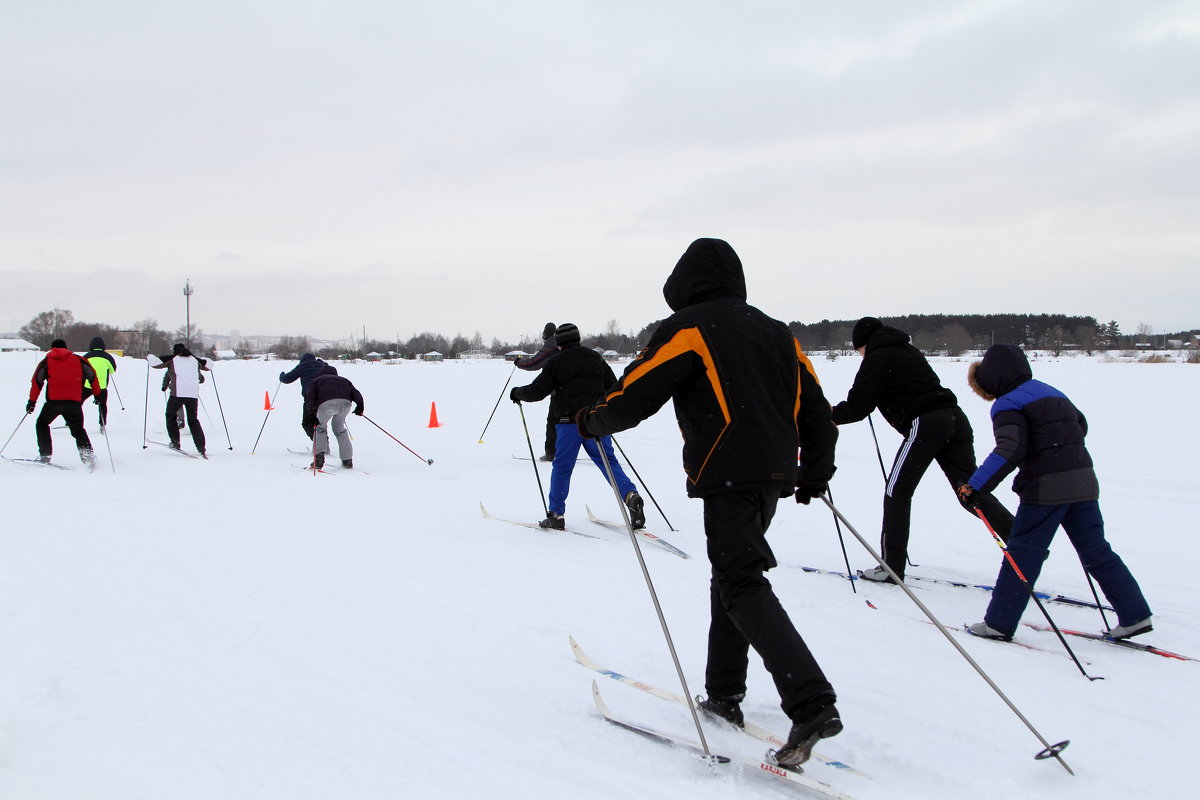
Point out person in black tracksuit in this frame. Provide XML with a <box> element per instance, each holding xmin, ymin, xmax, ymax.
<box><xmin>510</xmin><ymin>324</ymin><xmax>643</xmax><ymax>530</ymax></box>
<box><xmin>514</xmin><ymin>322</ymin><xmax>559</xmax><ymax>461</ymax></box>
<box><xmin>578</xmin><ymin>238</ymin><xmax>841</xmax><ymax>768</ymax></box>
<box><xmin>280</xmin><ymin>353</ymin><xmax>331</xmax><ymax>439</ymax></box>
<box><xmin>830</xmin><ymin>317</ymin><xmax>1013</xmax><ymax>583</ymax></box>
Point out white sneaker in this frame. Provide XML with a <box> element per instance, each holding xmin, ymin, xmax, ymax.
<box><xmin>857</xmin><ymin>566</ymin><xmax>897</xmax><ymax>584</ymax></box>
<box><xmin>1107</xmin><ymin>617</ymin><xmax>1153</xmax><ymax>640</ymax></box>
<box><xmin>967</xmin><ymin>621</ymin><xmax>1013</xmax><ymax>641</ymax></box>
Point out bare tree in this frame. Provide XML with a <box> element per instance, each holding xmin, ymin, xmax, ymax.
<box><xmin>20</xmin><ymin>308</ymin><xmax>75</xmax><ymax>349</ymax></box>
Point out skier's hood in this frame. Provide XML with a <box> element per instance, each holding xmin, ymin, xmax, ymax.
<box><xmin>968</xmin><ymin>344</ymin><xmax>1032</xmax><ymax>401</ymax></box>
<box><xmin>662</xmin><ymin>238</ymin><xmax>747</xmax><ymax>312</ymax></box>
<box><xmin>299</xmin><ymin>353</ymin><xmax>316</xmax><ymax>363</ymax></box>
<box><xmin>315</xmin><ymin>364</ymin><xmax>339</xmax><ymax>378</ymax></box>
<box><xmin>89</xmin><ymin>336</ymin><xmax>106</xmax><ymax>351</ymax></box>
<box><xmin>863</xmin><ymin>325</ymin><xmax>910</xmax><ymax>353</ymax></box>
<box><xmin>47</xmin><ymin>346</ymin><xmax>74</xmax><ymax>362</ymax></box>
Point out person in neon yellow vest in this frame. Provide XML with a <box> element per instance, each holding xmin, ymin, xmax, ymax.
<box><xmin>83</xmin><ymin>337</ymin><xmax>117</xmax><ymax>430</ymax></box>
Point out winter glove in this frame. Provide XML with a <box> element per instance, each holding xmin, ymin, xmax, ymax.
<box><xmin>303</xmin><ymin>414</ymin><xmax>318</xmax><ymax>430</ymax></box>
<box><xmin>509</xmin><ymin>387</ymin><xmax>522</xmax><ymax>404</ymax></box>
<box><xmin>575</xmin><ymin>408</ymin><xmax>596</xmax><ymax>440</ymax></box>
<box><xmin>353</xmin><ymin>406</ymin><xmax>363</xmax><ymax>416</ymax></box>
<box><xmin>793</xmin><ymin>477</ymin><xmax>828</xmax><ymax>505</ymax></box>
<box><xmin>278</xmin><ymin>371</ymin><xmax>287</xmax><ymax>382</ymax></box>
<box><xmin>957</xmin><ymin>483</ymin><xmax>980</xmax><ymax>510</ymax></box>
<box><xmin>94</xmin><ymin>396</ymin><xmax>101</xmax><ymax>405</ymax></box>
<box><xmin>25</xmin><ymin>400</ymin><xmax>35</xmax><ymax>414</ymax></box>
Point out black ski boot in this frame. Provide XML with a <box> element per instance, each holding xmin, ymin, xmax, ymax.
<box><xmin>624</xmin><ymin>491</ymin><xmax>646</xmax><ymax>529</ymax></box>
<box><xmin>697</xmin><ymin>694</ymin><xmax>745</xmax><ymax>728</ymax></box>
<box><xmin>309</xmin><ymin>453</ymin><xmax>325</xmax><ymax>470</ymax></box>
<box><xmin>539</xmin><ymin>513</ymin><xmax>565</xmax><ymax>530</ymax></box>
<box><xmin>775</xmin><ymin>704</ymin><xmax>843</xmax><ymax>768</ymax></box>
<box><xmin>342</xmin><ymin>459</ymin><xmax>353</xmax><ymax>469</ymax></box>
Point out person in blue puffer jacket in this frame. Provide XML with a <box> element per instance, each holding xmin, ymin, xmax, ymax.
<box><xmin>959</xmin><ymin>344</ymin><xmax>1152</xmax><ymax>642</ymax></box>
<box><xmin>280</xmin><ymin>353</ymin><xmax>330</xmax><ymax>439</ymax></box>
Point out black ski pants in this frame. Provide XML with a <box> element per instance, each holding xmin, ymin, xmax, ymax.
<box><xmin>95</xmin><ymin>388</ymin><xmax>109</xmax><ymax>428</ymax></box>
<box><xmin>704</xmin><ymin>488</ymin><xmax>835</xmax><ymax>723</ymax></box>
<box><xmin>35</xmin><ymin>400</ymin><xmax>93</xmax><ymax>459</ymax></box>
<box><xmin>166</xmin><ymin>396</ymin><xmax>206</xmax><ymax>453</ymax></box>
<box><xmin>881</xmin><ymin>406</ymin><xmax>1013</xmax><ymax>578</ymax></box>
<box><xmin>544</xmin><ymin>392</ymin><xmax>557</xmax><ymax>457</ymax></box>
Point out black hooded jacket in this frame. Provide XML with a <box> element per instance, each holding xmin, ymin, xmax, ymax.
<box><xmin>512</xmin><ymin>342</ymin><xmax>617</xmax><ymax>422</ymax></box>
<box><xmin>830</xmin><ymin>325</ymin><xmax>958</xmax><ymax>433</ymax></box>
<box><xmin>581</xmin><ymin>238</ymin><xmax>837</xmax><ymax>497</ymax></box>
<box><xmin>303</xmin><ymin>366</ymin><xmax>364</xmax><ymax>418</ymax></box>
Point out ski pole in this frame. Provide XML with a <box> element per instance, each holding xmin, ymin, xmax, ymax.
<box><xmin>867</xmin><ymin>413</ymin><xmax>889</xmax><ymax>482</ymax></box>
<box><xmin>251</xmin><ymin>381</ymin><xmax>281</xmax><ymax>454</ymax></box>
<box><xmin>478</xmin><ymin>363</ymin><xmax>517</xmax><ymax>443</ymax></box>
<box><xmin>0</xmin><ymin>411</ymin><xmax>30</xmax><ymax>456</ymax></box>
<box><xmin>109</xmin><ymin>374</ymin><xmax>126</xmax><ymax>410</ymax></box>
<box><xmin>610</xmin><ymin>436</ymin><xmax>675</xmax><ymax>531</ymax></box>
<box><xmin>1078</xmin><ymin>563</ymin><xmax>1112</xmax><ymax>630</ymax></box>
<box><xmin>819</xmin><ymin>495</ymin><xmax>1074</xmax><ymax>775</ymax></box>
<box><xmin>361</xmin><ymin>414</ymin><xmax>434</xmax><ymax>465</ymax></box>
<box><xmin>515</xmin><ymin>401</ymin><xmax>548</xmax><ymax>516</ymax></box>
<box><xmin>825</xmin><ymin>486</ymin><xmax>856</xmax><ymax>594</ymax></box>
<box><xmin>142</xmin><ymin>360</ymin><xmax>150</xmax><ymax>449</ymax></box>
<box><xmin>101</xmin><ymin>423</ymin><xmax>116</xmax><ymax>473</ymax></box>
<box><xmin>206</xmin><ymin>368</ymin><xmax>234</xmax><ymax>450</ymax></box>
<box><xmin>596</xmin><ymin>437</ymin><xmax>714</xmax><ymax>759</ymax></box>
<box><xmin>971</xmin><ymin>506</ymin><xmax>1100</xmax><ymax>681</ymax></box>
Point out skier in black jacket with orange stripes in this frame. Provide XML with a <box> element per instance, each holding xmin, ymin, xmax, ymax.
<box><xmin>577</xmin><ymin>238</ymin><xmax>841</xmax><ymax>768</ymax></box>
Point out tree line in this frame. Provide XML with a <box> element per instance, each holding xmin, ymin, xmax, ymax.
<box><xmin>14</xmin><ymin>308</ymin><xmax>1198</xmax><ymax>360</ymax></box>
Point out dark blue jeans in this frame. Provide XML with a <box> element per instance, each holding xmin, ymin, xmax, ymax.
<box><xmin>984</xmin><ymin>500</ymin><xmax>1151</xmax><ymax>636</ymax></box>
<box><xmin>547</xmin><ymin>423</ymin><xmax>636</xmax><ymax>516</ymax></box>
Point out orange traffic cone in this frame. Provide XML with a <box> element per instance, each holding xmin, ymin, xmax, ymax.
<box><xmin>263</xmin><ymin>391</ymin><xmax>274</xmax><ymax>411</ymax></box>
<box><xmin>428</xmin><ymin>401</ymin><xmax>441</xmax><ymax>428</ymax></box>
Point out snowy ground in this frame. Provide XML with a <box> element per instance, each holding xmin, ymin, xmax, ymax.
<box><xmin>1</xmin><ymin>351</ymin><xmax>1195</xmax><ymax>800</ymax></box>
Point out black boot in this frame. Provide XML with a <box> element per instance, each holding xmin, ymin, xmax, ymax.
<box><xmin>775</xmin><ymin>704</ymin><xmax>842</xmax><ymax>768</ymax></box>
<box><xmin>697</xmin><ymin>694</ymin><xmax>745</xmax><ymax>728</ymax></box>
<box><xmin>539</xmin><ymin>513</ymin><xmax>565</xmax><ymax>530</ymax></box>
<box><xmin>624</xmin><ymin>491</ymin><xmax>646</xmax><ymax>529</ymax></box>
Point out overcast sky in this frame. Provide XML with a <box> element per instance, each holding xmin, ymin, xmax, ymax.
<box><xmin>2</xmin><ymin>0</ymin><xmax>1198</xmax><ymax>344</ymax></box>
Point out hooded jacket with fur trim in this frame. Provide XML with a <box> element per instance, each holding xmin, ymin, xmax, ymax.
<box><xmin>580</xmin><ymin>238</ymin><xmax>837</xmax><ymax>497</ymax></box>
<box><xmin>966</xmin><ymin>344</ymin><xmax>1098</xmax><ymax>504</ymax></box>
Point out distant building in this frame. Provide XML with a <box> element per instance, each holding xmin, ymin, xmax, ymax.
<box><xmin>421</xmin><ymin>351</ymin><xmax>444</xmax><ymax>362</ymax></box>
<box><xmin>456</xmin><ymin>347</ymin><xmax>493</xmax><ymax>360</ymax></box>
<box><xmin>0</xmin><ymin>338</ymin><xmax>38</xmax><ymax>352</ymax></box>
<box><xmin>504</xmin><ymin>350</ymin><xmax>530</xmax><ymax>361</ymax></box>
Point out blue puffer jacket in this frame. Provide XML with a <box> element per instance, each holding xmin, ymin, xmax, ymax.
<box><xmin>280</xmin><ymin>353</ymin><xmax>329</xmax><ymax>392</ymax></box>
<box><xmin>966</xmin><ymin>344</ymin><xmax>1098</xmax><ymax>504</ymax></box>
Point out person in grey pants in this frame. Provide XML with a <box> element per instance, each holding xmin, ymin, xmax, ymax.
<box><xmin>302</xmin><ymin>366</ymin><xmax>364</xmax><ymax>470</ymax></box>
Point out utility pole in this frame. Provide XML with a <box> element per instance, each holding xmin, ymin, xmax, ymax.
<box><xmin>183</xmin><ymin>279</ymin><xmax>195</xmax><ymax>347</ymax></box>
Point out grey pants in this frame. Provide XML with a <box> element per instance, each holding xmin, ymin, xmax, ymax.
<box><xmin>315</xmin><ymin>398</ymin><xmax>353</xmax><ymax>460</ymax></box>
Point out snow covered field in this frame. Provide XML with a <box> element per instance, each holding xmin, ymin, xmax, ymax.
<box><xmin>1</xmin><ymin>351</ymin><xmax>1195</xmax><ymax>800</ymax></box>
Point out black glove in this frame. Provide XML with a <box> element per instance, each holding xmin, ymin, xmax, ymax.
<box><xmin>510</xmin><ymin>387</ymin><xmax>522</xmax><ymax>404</ymax></box>
<box><xmin>278</xmin><ymin>372</ymin><xmax>287</xmax><ymax>382</ymax></box>
<box><xmin>575</xmin><ymin>408</ymin><xmax>596</xmax><ymax>440</ymax></box>
<box><xmin>303</xmin><ymin>414</ymin><xmax>318</xmax><ymax>430</ymax></box>
<box><xmin>26</xmin><ymin>400</ymin><xmax>35</xmax><ymax>414</ymax></box>
<box><xmin>94</xmin><ymin>395</ymin><xmax>101</xmax><ymax>405</ymax></box>
<box><xmin>353</xmin><ymin>406</ymin><xmax>363</xmax><ymax>417</ymax></box>
<box><xmin>794</xmin><ymin>477</ymin><xmax>828</xmax><ymax>505</ymax></box>
<box><xmin>957</xmin><ymin>483</ymin><xmax>980</xmax><ymax>510</ymax></box>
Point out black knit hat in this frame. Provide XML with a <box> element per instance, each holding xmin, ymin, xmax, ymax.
<box><xmin>542</xmin><ymin>322</ymin><xmax>556</xmax><ymax>339</ymax></box>
<box><xmin>90</xmin><ymin>336</ymin><xmax>106</xmax><ymax>350</ymax></box>
<box><xmin>51</xmin><ymin>338</ymin><xmax>67</xmax><ymax>349</ymax></box>
<box><xmin>555</xmin><ymin>323</ymin><xmax>580</xmax><ymax>347</ymax></box>
<box><xmin>851</xmin><ymin>317</ymin><xmax>883</xmax><ymax>349</ymax></box>
<box><xmin>173</xmin><ymin>343</ymin><xmax>189</xmax><ymax>356</ymax></box>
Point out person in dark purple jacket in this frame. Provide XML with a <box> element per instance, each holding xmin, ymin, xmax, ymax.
<box><xmin>514</xmin><ymin>322</ymin><xmax>558</xmax><ymax>461</ymax></box>
<box><xmin>302</xmin><ymin>366</ymin><xmax>364</xmax><ymax>470</ymax></box>
<box><xmin>959</xmin><ymin>344</ymin><xmax>1152</xmax><ymax>641</ymax></box>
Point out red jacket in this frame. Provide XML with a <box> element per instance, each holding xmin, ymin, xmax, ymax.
<box><xmin>29</xmin><ymin>347</ymin><xmax>100</xmax><ymax>404</ymax></box>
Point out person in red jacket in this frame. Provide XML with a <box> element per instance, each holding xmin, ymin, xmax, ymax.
<box><xmin>27</xmin><ymin>338</ymin><xmax>100</xmax><ymax>467</ymax></box>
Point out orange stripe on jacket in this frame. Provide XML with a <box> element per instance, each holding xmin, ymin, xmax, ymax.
<box><xmin>597</xmin><ymin>326</ymin><xmax>731</xmax><ymax>486</ymax></box>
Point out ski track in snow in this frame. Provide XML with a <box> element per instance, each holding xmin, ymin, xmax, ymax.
<box><xmin>0</xmin><ymin>352</ymin><xmax>1196</xmax><ymax>799</ymax></box>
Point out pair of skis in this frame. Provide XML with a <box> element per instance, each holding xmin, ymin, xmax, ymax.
<box><xmin>480</xmin><ymin>502</ymin><xmax>690</xmax><ymax>558</ymax></box>
<box><xmin>572</xmin><ymin>636</ymin><xmax>863</xmax><ymax>798</ymax></box>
